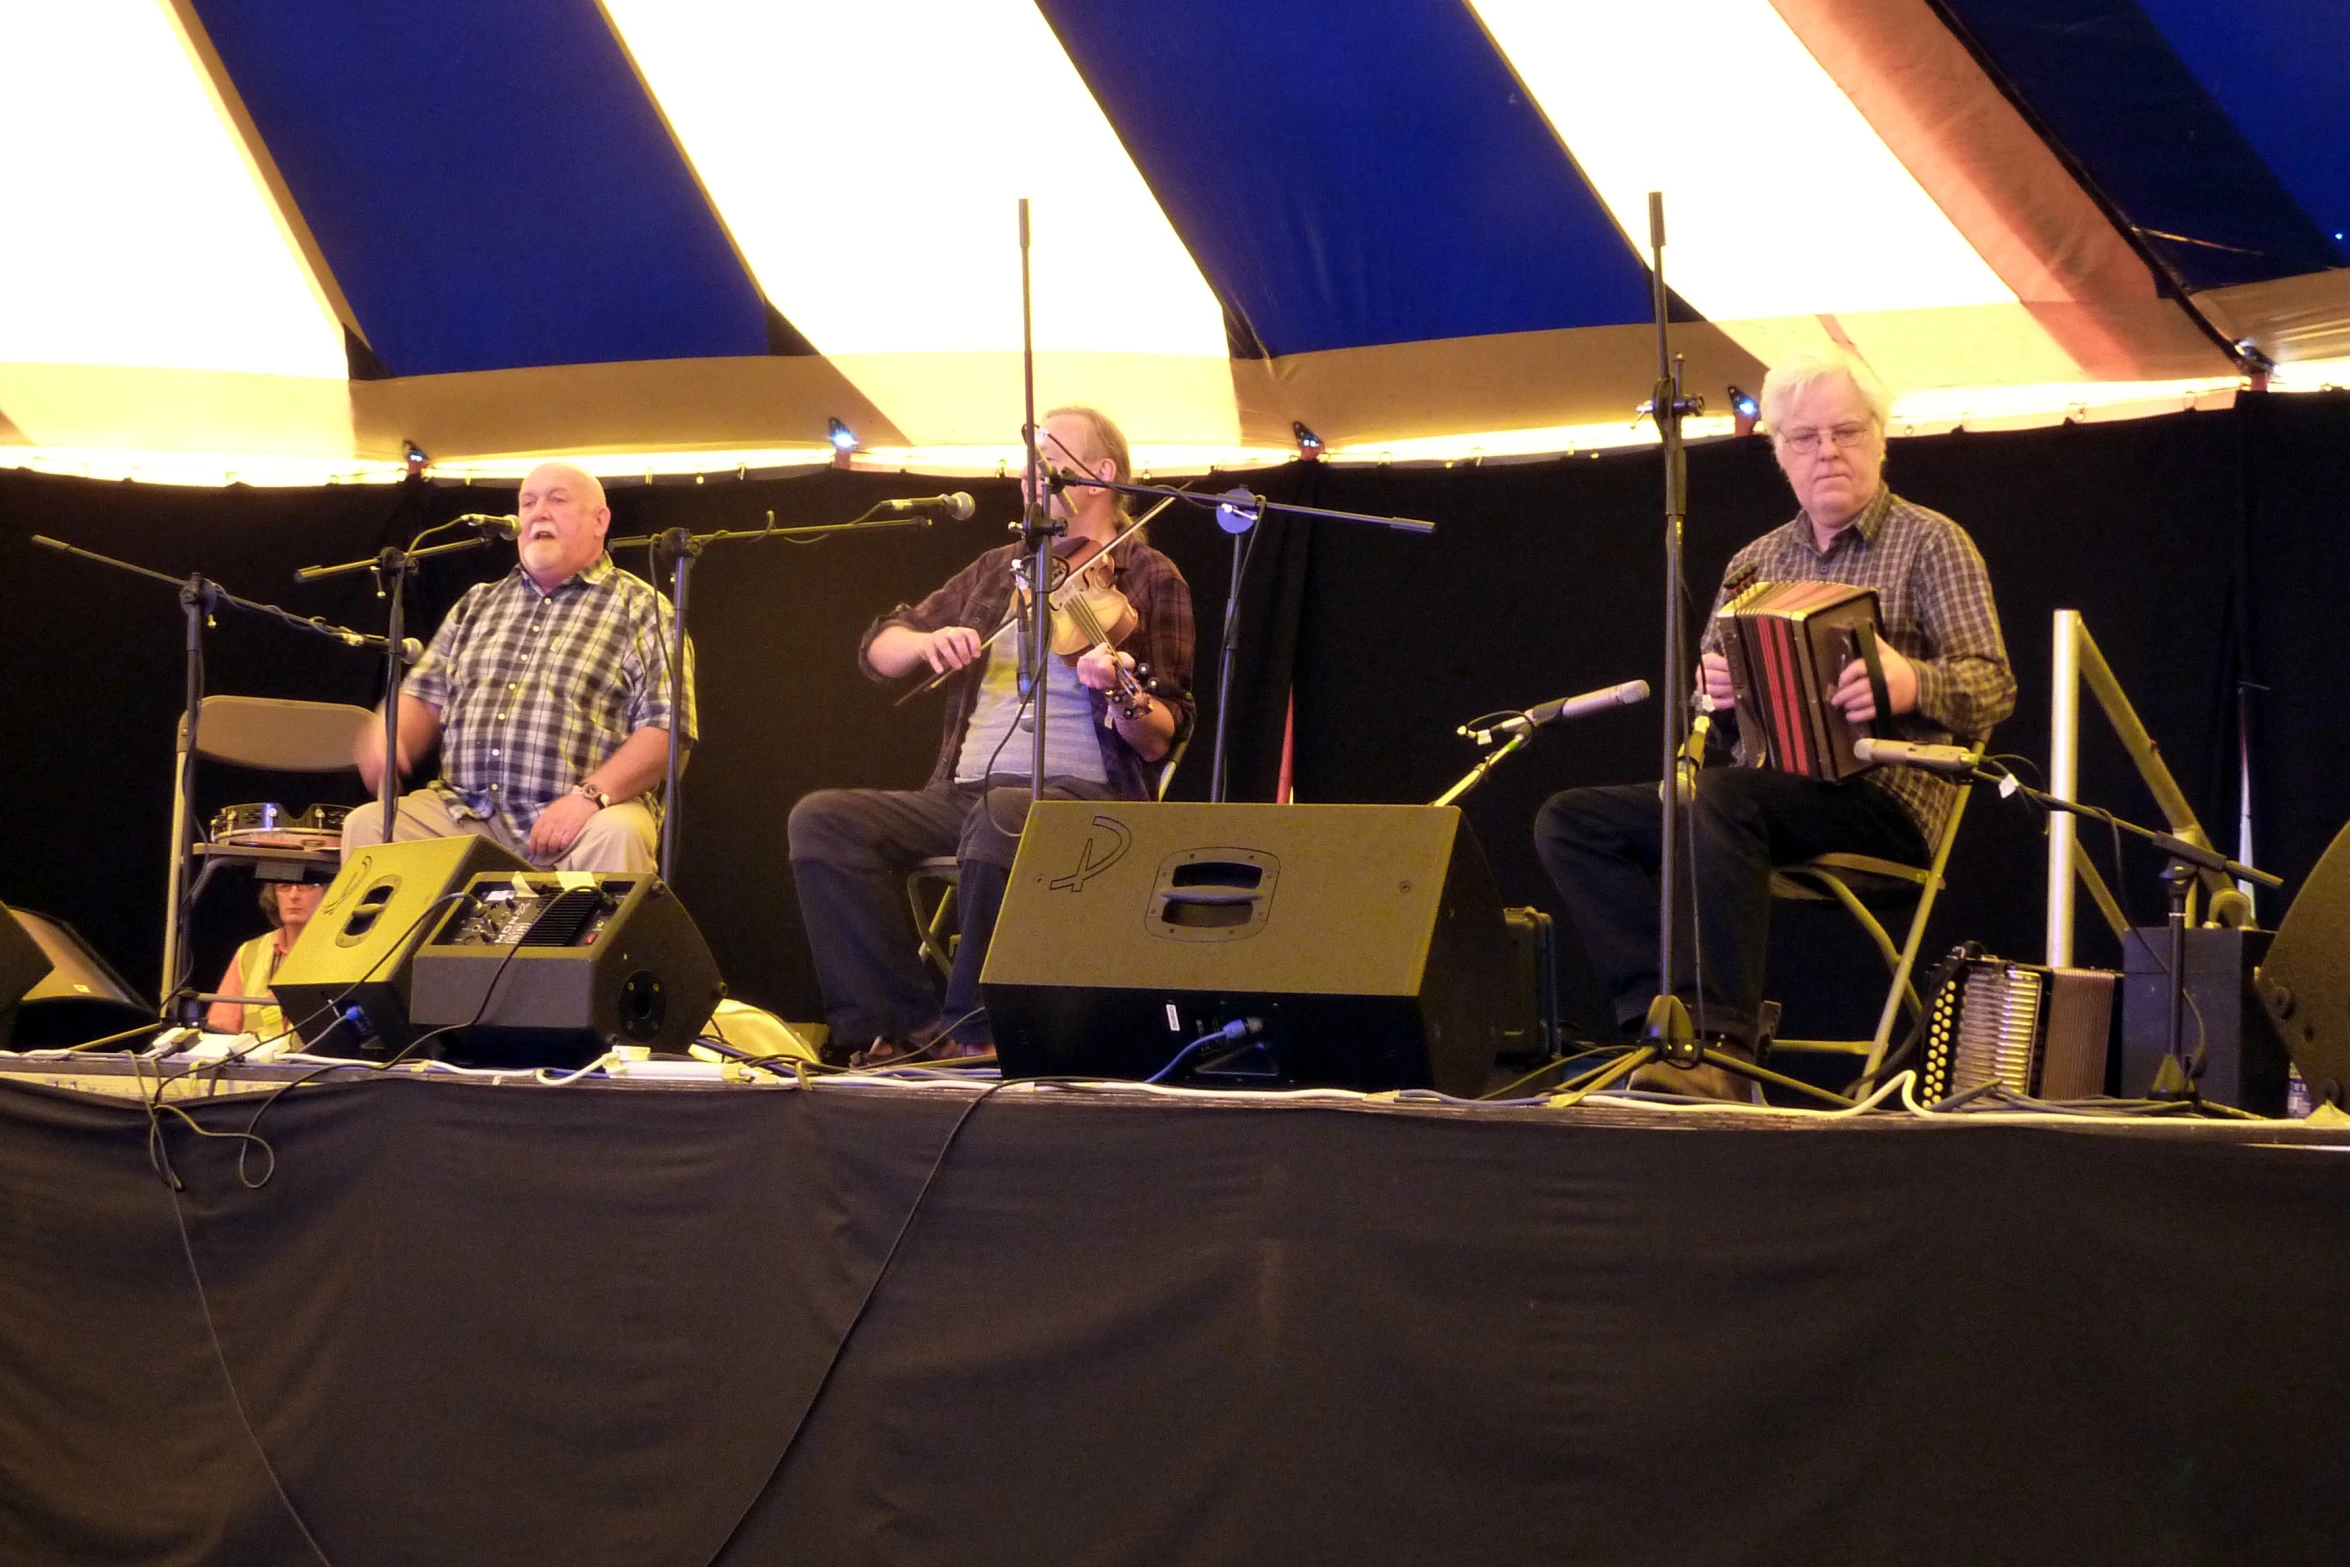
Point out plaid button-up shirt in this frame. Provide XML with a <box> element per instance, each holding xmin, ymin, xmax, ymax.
<box><xmin>404</xmin><ymin>554</ymin><xmax>695</xmax><ymax>843</ymax></box>
<box><xmin>1699</xmin><ymin>486</ymin><xmax>2015</xmax><ymax>847</ymax></box>
<box><xmin>861</xmin><ymin>532</ymin><xmax>1196</xmax><ymax>801</ymax></box>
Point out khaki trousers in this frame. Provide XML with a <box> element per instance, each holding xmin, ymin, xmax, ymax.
<box><xmin>340</xmin><ymin>788</ymin><xmax>659</xmax><ymax>874</ymax></box>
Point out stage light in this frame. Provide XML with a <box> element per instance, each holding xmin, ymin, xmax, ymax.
<box><xmin>1292</xmin><ymin>420</ymin><xmax>1323</xmax><ymax>461</ymax></box>
<box><xmin>404</xmin><ymin>440</ymin><xmax>430</xmax><ymax>476</ymax></box>
<box><xmin>2235</xmin><ymin>339</ymin><xmax>2276</xmax><ymax>391</ymax></box>
<box><xmin>827</xmin><ymin>416</ymin><xmax>859</xmax><ymax>469</ymax></box>
<box><xmin>1728</xmin><ymin>386</ymin><xmax>1759</xmax><ymax>437</ymax></box>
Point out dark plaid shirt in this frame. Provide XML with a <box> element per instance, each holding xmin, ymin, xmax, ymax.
<box><xmin>861</xmin><ymin>532</ymin><xmax>1196</xmax><ymax>801</ymax></box>
<box><xmin>405</xmin><ymin>554</ymin><xmax>695</xmax><ymax>843</ymax></box>
<box><xmin>1699</xmin><ymin>486</ymin><xmax>2014</xmax><ymax>846</ymax></box>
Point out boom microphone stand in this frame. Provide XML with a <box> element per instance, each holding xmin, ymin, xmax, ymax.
<box><xmin>1015</xmin><ymin>198</ymin><xmax>1061</xmax><ymax>808</ymax></box>
<box><xmin>1029</xmin><ymin>471</ymin><xmax>1435</xmax><ymax>801</ymax></box>
<box><xmin>607</xmin><ymin>506</ymin><xmax>933</xmax><ymax>880</ymax></box>
<box><xmin>1920</xmin><ymin>751</ymin><xmax>2280</xmax><ymax>1095</ymax></box>
<box><xmin>30</xmin><ymin>535</ymin><xmax>411</xmax><ymax>1011</ymax></box>
<box><xmin>295</xmin><ymin>525</ymin><xmax>494</xmax><ymax>844</ymax></box>
<box><xmin>1549</xmin><ymin>194</ymin><xmax>1852</xmax><ymax>1110</ymax></box>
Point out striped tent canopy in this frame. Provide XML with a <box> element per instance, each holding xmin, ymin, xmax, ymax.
<box><xmin>3</xmin><ymin>0</ymin><xmax>2343</xmax><ymax>484</ymax></box>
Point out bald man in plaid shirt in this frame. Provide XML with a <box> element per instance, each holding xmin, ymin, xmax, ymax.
<box><xmin>343</xmin><ymin>461</ymin><xmax>694</xmax><ymax>873</ymax></box>
<box><xmin>1536</xmin><ymin>350</ymin><xmax>2014</xmax><ymax>1100</ymax></box>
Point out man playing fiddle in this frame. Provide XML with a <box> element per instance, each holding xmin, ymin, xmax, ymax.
<box><xmin>1535</xmin><ymin>348</ymin><xmax>2014</xmax><ymax>1099</ymax></box>
<box><xmin>789</xmin><ymin>406</ymin><xmax>1195</xmax><ymax>1063</ymax></box>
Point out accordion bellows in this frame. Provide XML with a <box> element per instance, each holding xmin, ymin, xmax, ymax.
<box><xmin>1715</xmin><ymin>580</ymin><xmax>1886</xmax><ymax>782</ymax></box>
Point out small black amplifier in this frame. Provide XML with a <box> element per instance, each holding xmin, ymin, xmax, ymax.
<box><xmin>408</xmin><ymin>872</ymin><xmax>724</xmax><ymax>1066</ymax></box>
<box><xmin>1498</xmin><ymin>906</ymin><xmax>1563</xmax><ymax>1064</ymax></box>
<box><xmin>2122</xmin><ymin>927</ymin><xmax>2284</xmax><ymax>1115</ymax></box>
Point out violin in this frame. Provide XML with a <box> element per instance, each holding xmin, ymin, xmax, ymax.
<box><xmin>1023</xmin><ymin>539</ymin><xmax>1158</xmax><ymax>728</ymax></box>
<box><xmin>895</xmin><ymin>489</ymin><xmax>1186</xmax><ymax>710</ymax></box>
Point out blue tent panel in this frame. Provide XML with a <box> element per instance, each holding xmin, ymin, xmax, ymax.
<box><xmin>1039</xmin><ymin>0</ymin><xmax>1658</xmax><ymax>358</ymax></box>
<box><xmin>2133</xmin><ymin>0</ymin><xmax>2350</xmax><ymax>262</ymax></box>
<box><xmin>1937</xmin><ymin>0</ymin><xmax>2343</xmax><ymax>291</ymax></box>
<box><xmin>192</xmin><ymin>0</ymin><xmax>772</xmax><ymax>376</ymax></box>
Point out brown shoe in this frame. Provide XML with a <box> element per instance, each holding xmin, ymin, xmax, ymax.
<box><xmin>1628</xmin><ymin>1038</ymin><xmax>1759</xmax><ymax>1104</ymax></box>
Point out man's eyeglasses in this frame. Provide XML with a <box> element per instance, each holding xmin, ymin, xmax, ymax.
<box><xmin>1779</xmin><ymin>421</ymin><xmax>1876</xmax><ymax>456</ymax></box>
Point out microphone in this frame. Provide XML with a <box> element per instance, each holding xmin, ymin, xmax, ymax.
<box><xmin>1462</xmin><ymin>680</ymin><xmax>1650</xmax><ymax>744</ymax></box>
<box><xmin>876</xmin><ymin>492</ymin><xmax>975</xmax><ymax>521</ymax></box>
<box><xmin>1852</xmin><ymin>737</ymin><xmax>1977</xmax><ymax>773</ymax></box>
<box><xmin>454</xmin><ymin>513</ymin><xmax>518</xmax><ymax>539</ymax></box>
<box><xmin>332</xmin><ymin>630</ymin><xmax>425</xmax><ymax>663</ymax></box>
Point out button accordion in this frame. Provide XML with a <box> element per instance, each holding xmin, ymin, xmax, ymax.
<box><xmin>1713</xmin><ymin>580</ymin><xmax>1891</xmax><ymax>782</ymax></box>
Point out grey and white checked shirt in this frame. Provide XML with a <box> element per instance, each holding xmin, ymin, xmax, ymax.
<box><xmin>404</xmin><ymin>555</ymin><xmax>695</xmax><ymax>844</ymax></box>
<box><xmin>1699</xmin><ymin>486</ymin><xmax>2015</xmax><ymax>847</ymax></box>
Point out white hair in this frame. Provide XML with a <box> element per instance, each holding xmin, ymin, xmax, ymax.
<box><xmin>1758</xmin><ymin>348</ymin><xmax>1893</xmax><ymax>437</ymax></box>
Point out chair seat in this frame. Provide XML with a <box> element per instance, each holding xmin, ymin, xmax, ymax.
<box><xmin>1771</xmin><ymin>852</ymin><xmax>1938</xmax><ymax>903</ymax></box>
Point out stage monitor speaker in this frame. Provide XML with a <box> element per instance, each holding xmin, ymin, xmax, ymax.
<box><xmin>274</xmin><ymin>837</ymin><xmax>530</xmax><ymax>1059</ymax></box>
<box><xmin>2</xmin><ymin>903</ymin><xmax>47</xmax><ymax>1016</ymax></box>
<box><xmin>408</xmin><ymin>871</ymin><xmax>724</xmax><ymax>1067</ymax></box>
<box><xmin>0</xmin><ymin>904</ymin><xmax>152</xmax><ymax>1048</ymax></box>
<box><xmin>980</xmin><ymin>803</ymin><xmax>1509</xmax><ymax>1097</ymax></box>
<box><xmin>2255</xmin><ymin>817</ymin><xmax>2350</xmax><ymax>1108</ymax></box>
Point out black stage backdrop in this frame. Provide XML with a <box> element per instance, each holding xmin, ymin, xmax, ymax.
<box><xmin>3</xmin><ymin>1075</ymin><xmax>2347</xmax><ymax>1566</ymax></box>
<box><xmin>3</xmin><ymin>392</ymin><xmax>2345</xmax><ymax>1035</ymax></box>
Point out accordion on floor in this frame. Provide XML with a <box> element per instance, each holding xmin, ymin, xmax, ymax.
<box><xmin>1714</xmin><ymin>580</ymin><xmax>1890</xmax><ymax>782</ymax></box>
<box><xmin>1918</xmin><ymin>956</ymin><xmax>2118</xmax><ymax>1103</ymax></box>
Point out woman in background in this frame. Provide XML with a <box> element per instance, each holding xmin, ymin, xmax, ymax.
<box><xmin>204</xmin><ymin>880</ymin><xmax>324</xmax><ymax>1039</ymax></box>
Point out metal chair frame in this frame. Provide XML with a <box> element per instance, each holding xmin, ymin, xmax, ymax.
<box><xmin>907</xmin><ymin>738</ymin><xmax>1186</xmax><ymax>981</ymax></box>
<box><xmin>1766</xmin><ymin>746</ymin><xmax>1981</xmax><ymax>1084</ymax></box>
<box><xmin>161</xmin><ymin>694</ymin><xmax>373</xmax><ymax>1005</ymax></box>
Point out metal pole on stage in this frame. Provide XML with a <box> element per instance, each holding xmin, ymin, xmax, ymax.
<box><xmin>1016</xmin><ymin>198</ymin><xmax>1059</xmax><ymax>808</ymax></box>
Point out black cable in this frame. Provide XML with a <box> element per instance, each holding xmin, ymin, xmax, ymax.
<box><xmin>155</xmin><ymin>1155</ymin><xmax>337</xmax><ymax>1564</ymax></box>
<box><xmin>209</xmin><ymin>891</ymin><xmax>477</xmax><ymax>1187</ymax></box>
<box><xmin>1479</xmin><ymin>1040</ymin><xmax>1629</xmax><ymax>1101</ymax></box>
<box><xmin>703</xmin><ymin>1075</ymin><xmax>1020</xmax><ymax>1562</ymax></box>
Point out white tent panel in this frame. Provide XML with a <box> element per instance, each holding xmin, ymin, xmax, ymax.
<box><xmin>1472</xmin><ymin>0</ymin><xmax>2058</xmax><ymax>347</ymax></box>
<box><xmin>610</xmin><ymin>0</ymin><xmax>1240</xmax><ymax>456</ymax></box>
<box><xmin>0</xmin><ymin>0</ymin><xmax>344</xmax><ymax>380</ymax></box>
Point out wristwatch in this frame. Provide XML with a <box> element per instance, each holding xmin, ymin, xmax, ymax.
<box><xmin>574</xmin><ymin>781</ymin><xmax>612</xmax><ymax>809</ymax></box>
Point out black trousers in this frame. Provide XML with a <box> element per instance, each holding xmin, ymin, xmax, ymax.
<box><xmin>787</xmin><ymin>776</ymin><xmax>1119</xmax><ymax>1045</ymax></box>
<box><xmin>1533</xmin><ymin>767</ymin><xmax>1927</xmax><ymax>1044</ymax></box>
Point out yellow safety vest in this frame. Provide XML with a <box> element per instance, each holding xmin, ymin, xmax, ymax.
<box><xmin>232</xmin><ymin>933</ymin><xmax>287</xmax><ymax>1044</ymax></box>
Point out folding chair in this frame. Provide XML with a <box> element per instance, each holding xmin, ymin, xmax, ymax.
<box><xmin>1764</xmin><ymin>744</ymin><xmax>1982</xmax><ymax>1085</ymax></box>
<box><xmin>162</xmin><ymin>694</ymin><xmax>374</xmax><ymax>1005</ymax></box>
